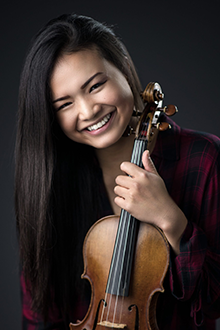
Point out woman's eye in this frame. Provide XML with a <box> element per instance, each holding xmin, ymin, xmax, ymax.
<box><xmin>90</xmin><ymin>80</ymin><xmax>107</xmax><ymax>93</ymax></box>
<box><xmin>57</xmin><ymin>102</ymin><xmax>72</xmax><ymax>111</ymax></box>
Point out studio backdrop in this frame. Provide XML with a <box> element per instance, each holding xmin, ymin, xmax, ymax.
<box><xmin>0</xmin><ymin>0</ymin><xmax>219</xmax><ymax>329</ymax></box>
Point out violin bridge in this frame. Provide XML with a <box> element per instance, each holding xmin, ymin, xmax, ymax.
<box><xmin>97</xmin><ymin>320</ymin><xmax>127</xmax><ymax>328</ymax></box>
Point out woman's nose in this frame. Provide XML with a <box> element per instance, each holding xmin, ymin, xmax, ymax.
<box><xmin>78</xmin><ymin>98</ymin><xmax>101</xmax><ymax>121</ymax></box>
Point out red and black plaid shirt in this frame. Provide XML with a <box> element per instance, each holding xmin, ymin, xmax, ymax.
<box><xmin>20</xmin><ymin>116</ymin><xmax>220</xmax><ymax>329</ymax></box>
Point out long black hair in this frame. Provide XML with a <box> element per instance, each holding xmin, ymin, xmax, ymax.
<box><xmin>15</xmin><ymin>13</ymin><xmax>143</xmax><ymax>324</ymax></box>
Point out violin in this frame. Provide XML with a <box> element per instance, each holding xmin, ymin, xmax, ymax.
<box><xmin>70</xmin><ymin>82</ymin><xmax>177</xmax><ymax>329</ymax></box>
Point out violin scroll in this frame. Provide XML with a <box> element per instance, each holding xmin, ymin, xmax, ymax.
<box><xmin>123</xmin><ymin>82</ymin><xmax>178</xmax><ymax>144</ymax></box>
<box><xmin>139</xmin><ymin>82</ymin><xmax>178</xmax><ymax>133</ymax></box>
<box><xmin>131</xmin><ymin>82</ymin><xmax>178</xmax><ymax>153</ymax></box>
<box><xmin>141</xmin><ymin>82</ymin><xmax>164</xmax><ymax>105</ymax></box>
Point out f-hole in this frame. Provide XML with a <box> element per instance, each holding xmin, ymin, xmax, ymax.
<box><xmin>88</xmin><ymin>299</ymin><xmax>107</xmax><ymax>330</ymax></box>
<box><xmin>128</xmin><ymin>304</ymin><xmax>139</xmax><ymax>330</ymax></box>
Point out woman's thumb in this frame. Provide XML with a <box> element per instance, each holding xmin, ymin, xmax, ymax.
<box><xmin>142</xmin><ymin>150</ymin><xmax>158</xmax><ymax>174</ymax></box>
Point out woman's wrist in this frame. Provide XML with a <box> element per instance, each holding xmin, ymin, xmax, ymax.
<box><xmin>160</xmin><ymin>201</ymin><xmax>188</xmax><ymax>255</ymax></box>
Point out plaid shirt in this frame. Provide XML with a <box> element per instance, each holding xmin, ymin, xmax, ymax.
<box><xmin>20</xmin><ymin>116</ymin><xmax>220</xmax><ymax>329</ymax></box>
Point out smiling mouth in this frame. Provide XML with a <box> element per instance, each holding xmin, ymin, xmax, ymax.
<box><xmin>86</xmin><ymin>113</ymin><xmax>112</xmax><ymax>131</ymax></box>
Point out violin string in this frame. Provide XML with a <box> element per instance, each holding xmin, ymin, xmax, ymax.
<box><xmin>113</xmin><ymin>210</ymin><xmax>130</xmax><ymax>325</ymax></box>
<box><xmin>112</xmin><ymin>210</ymin><xmax>130</xmax><ymax>322</ymax></box>
<box><xmin>105</xmin><ymin>208</ymin><xmax>130</xmax><ymax>324</ymax></box>
<box><xmin>100</xmin><ymin>211</ymin><xmax>127</xmax><ymax>323</ymax></box>
<box><xmin>118</xmin><ymin>290</ymin><xmax>126</xmax><ymax>325</ymax></box>
<box><xmin>112</xmin><ymin>138</ymin><xmax>142</xmax><ymax>325</ymax></box>
<box><xmin>108</xmin><ymin>126</ymin><xmax>148</xmax><ymax>325</ymax></box>
<box><xmin>112</xmin><ymin>126</ymin><xmax>148</xmax><ymax>325</ymax></box>
<box><xmin>103</xmin><ymin>208</ymin><xmax>128</xmax><ymax>323</ymax></box>
<box><xmin>117</xmin><ymin>213</ymin><xmax>136</xmax><ymax>325</ymax></box>
<box><xmin>116</xmin><ymin>137</ymin><xmax>147</xmax><ymax>324</ymax></box>
<box><xmin>101</xmin><ymin>123</ymin><xmax>148</xmax><ymax>326</ymax></box>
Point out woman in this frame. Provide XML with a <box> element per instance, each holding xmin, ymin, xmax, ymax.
<box><xmin>15</xmin><ymin>13</ymin><xmax>220</xmax><ymax>329</ymax></box>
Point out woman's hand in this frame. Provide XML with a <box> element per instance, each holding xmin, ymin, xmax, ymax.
<box><xmin>114</xmin><ymin>150</ymin><xmax>187</xmax><ymax>255</ymax></box>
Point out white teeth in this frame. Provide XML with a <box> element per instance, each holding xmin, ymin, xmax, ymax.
<box><xmin>87</xmin><ymin>114</ymin><xmax>111</xmax><ymax>131</ymax></box>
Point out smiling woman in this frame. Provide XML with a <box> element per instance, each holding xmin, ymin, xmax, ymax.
<box><xmin>15</xmin><ymin>13</ymin><xmax>220</xmax><ymax>330</ymax></box>
<box><xmin>51</xmin><ymin>49</ymin><xmax>134</xmax><ymax>149</ymax></box>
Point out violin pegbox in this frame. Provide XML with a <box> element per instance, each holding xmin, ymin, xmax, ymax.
<box><xmin>137</xmin><ymin>82</ymin><xmax>178</xmax><ymax>152</ymax></box>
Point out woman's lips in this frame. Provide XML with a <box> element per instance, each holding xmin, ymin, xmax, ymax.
<box><xmin>84</xmin><ymin>111</ymin><xmax>115</xmax><ymax>135</ymax></box>
<box><xmin>87</xmin><ymin>113</ymin><xmax>111</xmax><ymax>131</ymax></box>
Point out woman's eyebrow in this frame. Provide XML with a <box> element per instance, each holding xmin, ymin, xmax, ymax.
<box><xmin>52</xmin><ymin>72</ymin><xmax>104</xmax><ymax>104</ymax></box>
<box><xmin>52</xmin><ymin>96</ymin><xmax>70</xmax><ymax>104</ymax></box>
<box><xmin>80</xmin><ymin>72</ymin><xmax>103</xmax><ymax>89</ymax></box>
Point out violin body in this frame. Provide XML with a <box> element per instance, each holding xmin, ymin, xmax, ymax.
<box><xmin>69</xmin><ymin>215</ymin><xmax>169</xmax><ymax>329</ymax></box>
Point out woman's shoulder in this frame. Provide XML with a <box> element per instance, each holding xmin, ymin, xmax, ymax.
<box><xmin>153</xmin><ymin>115</ymin><xmax>220</xmax><ymax>164</ymax></box>
<box><xmin>179</xmin><ymin>124</ymin><xmax>220</xmax><ymax>163</ymax></box>
<box><xmin>180</xmin><ymin>124</ymin><xmax>220</xmax><ymax>147</ymax></box>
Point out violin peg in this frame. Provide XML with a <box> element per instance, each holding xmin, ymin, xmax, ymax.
<box><xmin>163</xmin><ymin>105</ymin><xmax>178</xmax><ymax>116</ymax></box>
<box><xmin>157</xmin><ymin>122</ymin><xmax>171</xmax><ymax>131</ymax></box>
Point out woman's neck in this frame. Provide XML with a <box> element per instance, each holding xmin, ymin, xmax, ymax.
<box><xmin>95</xmin><ymin>134</ymin><xmax>135</xmax><ymax>172</ymax></box>
<box><xmin>95</xmin><ymin>134</ymin><xmax>135</xmax><ymax>215</ymax></box>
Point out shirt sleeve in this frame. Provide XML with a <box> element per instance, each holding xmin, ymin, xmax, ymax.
<box><xmin>169</xmin><ymin>142</ymin><xmax>220</xmax><ymax>326</ymax></box>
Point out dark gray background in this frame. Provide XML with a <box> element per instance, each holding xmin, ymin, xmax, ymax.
<box><xmin>1</xmin><ymin>0</ymin><xmax>220</xmax><ymax>329</ymax></box>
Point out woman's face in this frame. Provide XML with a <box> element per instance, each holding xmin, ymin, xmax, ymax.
<box><xmin>50</xmin><ymin>48</ymin><xmax>134</xmax><ymax>149</ymax></box>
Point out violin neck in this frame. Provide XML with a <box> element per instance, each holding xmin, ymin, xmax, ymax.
<box><xmin>130</xmin><ymin>138</ymin><xmax>147</xmax><ymax>167</ymax></box>
<box><xmin>106</xmin><ymin>138</ymin><xmax>147</xmax><ymax>296</ymax></box>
